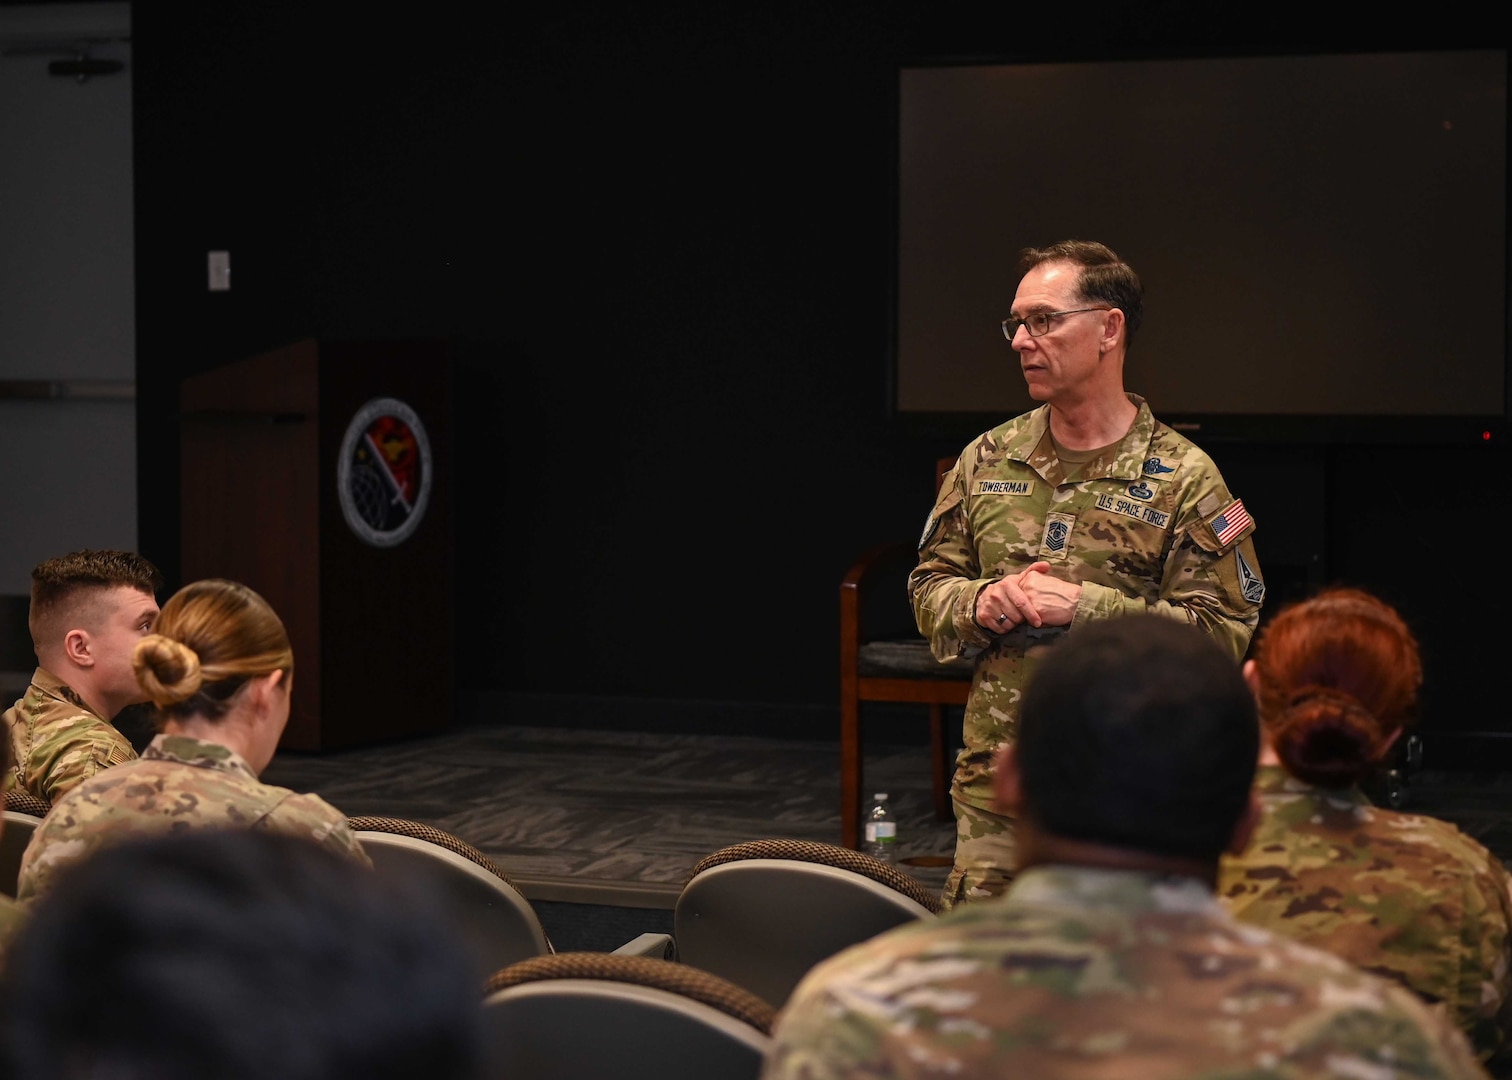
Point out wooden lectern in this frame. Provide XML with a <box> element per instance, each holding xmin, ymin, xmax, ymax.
<box><xmin>180</xmin><ymin>339</ymin><xmax>454</xmax><ymax>751</ymax></box>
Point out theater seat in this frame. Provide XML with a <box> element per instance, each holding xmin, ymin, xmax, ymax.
<box><xmin>2</xmin><ymin>790</ymin><xmax>49</xmax><ymax>898</ymax></box>
<box><xmin>348</xmin><ymin>815</ymin><xmax>551</xmax><ymax>971</ymax></box>
<box><xmin>670</xmin><ymin>838</ymin><xmax>939</xmax><ymax>1008</ymax></box>
<box><xmin>481</xmin><ymin>952</ymin><xmax>773</xmax><ymax>1080</ymax></box>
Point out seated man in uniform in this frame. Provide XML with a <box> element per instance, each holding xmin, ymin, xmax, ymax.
<box><xmin>764</xmin><ymin>617</ymin><xmax>1488</xmax><ymax>1079</ymax></box>
<box><xmin>3</xmin><ymin>550</ymin><xmax>161</xmax><ymax>806</ymax></box>
<box><xmin>0</xmin><ymin>726</ymin><xmax>24</xmax><ymax>953</ymax></box>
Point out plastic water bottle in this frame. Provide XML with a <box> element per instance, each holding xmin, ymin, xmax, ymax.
<box><xmin>863</xmin><ymin>793</ymin><xmax>897</xmax><ymax>862</ymax></box>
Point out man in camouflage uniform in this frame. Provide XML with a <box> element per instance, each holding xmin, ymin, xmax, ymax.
<box><xmin>764</xmin><ymin>619</ymin><xmax>1489</xmax><ymax>1080</ymax></box>
<box><xmin>0</xmin><ymin>722</ymin><xmax>26</xmax><ymax>954</ymax></box>
<box><xmin>910</xmin><ymin>240</ymin><xmax>1264</xmax><ymax>908</ymax></box>
<box><xmin>16</xmin><ymin>731</ymin><xmax>370</xmax><ymax>902</ymax></box>
<box><xmin>1221</xmin><ymin>763</ymin><xmax>1512</xmax><ymax>1067</ymax></box>
<box><xmin>3</xmin><ymin>550</ymin><xmax>162</xmax><ymax>806</ymax></box>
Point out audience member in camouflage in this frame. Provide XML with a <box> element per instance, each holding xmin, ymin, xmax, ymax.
<box><xmin>3</xmin><ymin>550</ymin><xmax>162</xmax><ymax>806</ymax></box>
<box><xmin>1223</xmin><ymin>766</ymin><xmax>1512</xmax><ymax>1065</ymax></box>
<box><xmin>765</xmin><ymin>619</ymin><xmax>1486</xmax><ymax>1080</ymax></box>
<box><xmin>909</xmin><ymin>242</ymin><xmax>1262</xmax><ymax>908</ymax></box>
<box><xmin>0</xmin><ymin>729</ymin><xmax>25</xmax><ymax>958</ymax></box>
<box><xmin>768</xmin><ymin>865</ymin><xmax>1488</xmax><ymax>1080</ymax></box>
<box><xmin>17</xmin><ymin>732</ymin><xmax>369</xmax><ymax>901</ymax></box>
<box><xmin>1</xmin><ymin>832</ymin><xmax>483</xmax><ymax>1080</ymax></box>
<box><xmin>17</xmin><ymin>578</ymin><xmax>369</xmax><ymax>903</ymax></box>
<box><xmin>4</xmin><ymin>669</ymin><xmax>136</xmax><ymax>805</ymax></box>
<box><xmin>1219</xmin><ymin>588</ymin><xmax>1512</xmax><ymax>1068</ymax></box>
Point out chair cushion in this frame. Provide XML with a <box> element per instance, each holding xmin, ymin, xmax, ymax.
<box><xmin>857</xmin><ymin>639</ymin><xmax>973</xmax><ymax>681</ymax></box>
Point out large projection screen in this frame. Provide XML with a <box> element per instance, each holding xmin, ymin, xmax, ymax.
<box><xmin>896</xmin><ymin>51</ymin><xmax>1507</xmax><ymax>422</ymax></box>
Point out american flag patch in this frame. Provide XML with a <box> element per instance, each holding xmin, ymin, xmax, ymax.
<box><xmin>1210</xmin><ymin>499</ymin><xmax>1253</xmax><ymax>546</ymax></box>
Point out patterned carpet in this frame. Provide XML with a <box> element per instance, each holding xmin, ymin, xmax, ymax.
<box><xmin>260</xmin><ymin>723</ymin><xmax>959</xmax><ymax>907</ymax></box>
<box><xmin>260</xmin><ymin>719</ymin><xmax>1512</xmax><ymax>914</ymax></box>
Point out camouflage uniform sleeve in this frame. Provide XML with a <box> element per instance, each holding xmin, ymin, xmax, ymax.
<box><xmin>763</xmin><ymin>982</ymin><xmax>892</xmax><ymax>1079</ymax></box>
<box><xmin>908</xmin><ymin>457</ymin><xmax>1000</xmax><ymax>664</ymax></box>
<box><xmin>265</xmin><ymin>792</ymin><xmax>373</xmax><ymax>869</ymax></box>
<box><xmin>1071</xmin><ymin>454</ymin><xmax>1261</xmax><ymax>662</ymax></box>
<box><xmin>0</xmin><ymin>894</ymin><xmax>27</xmax><ymax>953</ymax></box>
<box><xmin>35</xmin><ymin>723</ymin><xmax>137</xmax><ymax>805</ymax></box>
<box><xmin>1375</xmin><ymin>981</ymin><xmax>1501</xmax><ymax>1080</ymax></box>
<box><xmin>1462</xmin><ymin>856</ymin><xmax>1512</xmax><ymax>1067</ymax></box>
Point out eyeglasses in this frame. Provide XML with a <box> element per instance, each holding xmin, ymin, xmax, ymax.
<box><xmin>1001</xmin><ymin>307</ymin><xmax>1111</xmax><ymax>340</ymax></box>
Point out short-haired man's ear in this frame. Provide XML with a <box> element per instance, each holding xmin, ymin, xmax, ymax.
<box><xmin>1226</xmin><ymin>792</ymin><xmax>1262</xmax><ymax>856</ymax></box>
<box><xmin>1241</xmin><ymin>658</ymin><xmax>1260</xmax><ymax>698</ymax></box>
<box><xmin>993</xmin><ymin>744</ymin><xmax>1024</xmax><ymax>816</ymax></box>
<box><xmin>1099</xmin><ymin>308</ymin><xmax>1125</xmax><ymax>354</ymax></box>
<box><xmin>63</xmin><ymin>628</ymin><xmax>94</xmax><ymax>668</ymax></box>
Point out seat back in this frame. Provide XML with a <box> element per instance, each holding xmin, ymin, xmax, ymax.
<box><xmin>349</xmin><ymin>816</ymin><xmax>551</xmax><ymax>972</ymax></box>
<box><xmin>675</xmin><ymin>839</ymin><xmax>938</xmax><ymax>1007</ymax></box>
<box><xmin>4</xmin><ymin>789</ymin><xmax>49</xmax><ymax>818</ymax></box>
<box><xmin>1</xmin><ymin>809</ymin><xmax>42</xmax><ymax>898</ymax></box>
<box><xmin>481</xmin><ymin>953</ymin><xmax>773</xmax><ymax>1080</ymax></box>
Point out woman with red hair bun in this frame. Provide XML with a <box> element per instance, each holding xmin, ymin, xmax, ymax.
<box><xmin>1219</xmin><ymin>587</ymin><xmax>1512</xmax><ymax>1068</ymax></box>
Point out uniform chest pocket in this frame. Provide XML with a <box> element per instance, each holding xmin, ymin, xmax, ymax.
<box><xmin>1081</xmin><ymin>482</ymin><xmax>1174</xmax><ymax>578</ymax></box>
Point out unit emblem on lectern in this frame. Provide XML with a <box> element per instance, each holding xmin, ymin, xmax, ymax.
<box><xmin>337</xmin><ymin>397</ymin><xmax>432</xmax><ymax>548</ymax></box>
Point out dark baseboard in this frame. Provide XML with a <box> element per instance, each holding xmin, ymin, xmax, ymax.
<box><xmin>459</xmin><ymin>693</ymin><xmax>1512</xmax><ymax>772</ymax></box>
<box><xmin>460</xmin><ymin>691</ymin><xmax>947</xmax><ymax>746</ymax></box>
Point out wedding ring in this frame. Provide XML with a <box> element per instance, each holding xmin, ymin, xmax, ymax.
<box><xmin>996</xmin><ymin>613</ymin><xmax>1008</xmax><ymax>625</ymax></box>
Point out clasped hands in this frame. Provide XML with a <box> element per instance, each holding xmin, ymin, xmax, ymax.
<box><xmin>975</xmin><ymin>561</ymin><xmax>1081</xmax><ymax>633</ymax></box>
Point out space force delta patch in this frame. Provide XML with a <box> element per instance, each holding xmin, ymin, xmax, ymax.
<box><xmin>1237</xmin><ymin>547</ymin><xmax>1265</xmax><ymax>605</ymax></box>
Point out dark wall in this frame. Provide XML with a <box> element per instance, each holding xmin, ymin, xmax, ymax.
<box><xmin>131</xmin><ymin>5</ymin><xmax>1508</xmax><ymax>756</ymax></box>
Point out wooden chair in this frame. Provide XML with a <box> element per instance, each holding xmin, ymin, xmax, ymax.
<box><xmin>839</xmin><ymin>457</ymin><xmax>972</xmax><ymax>850</ymax></box>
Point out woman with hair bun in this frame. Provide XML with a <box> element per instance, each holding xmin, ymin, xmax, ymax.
<box><xmin>1219</xmin><ymin>587</ymin><xmax>1512</xmax><ymax>1067</ymax></box>
<box><xmin>16</xmin><ymin>580</ymin><xmax>369</xmax><ymax>902</ymax></box>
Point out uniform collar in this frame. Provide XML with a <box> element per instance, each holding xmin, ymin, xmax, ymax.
<box><xmin>1005</xmin><ymin>394</ymin><xmax>1158</xmax><ymax>487</ymax></box>
<box><xmin>1253</xmin><ymin>763</ymin><xmax>1372</xmax><ymax>805</ymax></box>
<box><xmin>1009</xmin><ymin>863</ymin><xmax>1220</xmax><ymax>916</ymax></box>
<box><xmin>142</xmin><ymin>732</ymin><xmax>259</xmax><ymax>782</ymax></box>
<box><xmin>28</xmin><ymin>666</ymin><xmax>103</xmax><ymax>720</ymax></box>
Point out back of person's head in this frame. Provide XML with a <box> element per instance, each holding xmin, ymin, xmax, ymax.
<box><xmin>1248</xmin><ymin>587</ymin><xmax>1421</xmax><ymax>789</ymax></box>
<box><xmin>1010</xmin><ymin>616</ymin><xmax>1258</xmax><ymax>860</ymax></box>
<box><xmin>1017</xmin><ymin>239</ymin><xmax>1145</xmax><ymax>343</ymax></box>
<box><xmin>0</xmin><ymin>829</ymin><xmax>483</xmax><ymax>1080</ymax></box>
<box><xmin>134</xmin><ymin>579</ymin><xmax>293</xmax><ymax>724</ymax></box>
<box><xmin>28</xmin><ymin>549</ymin><xmax>162</xmax><ymax>648</ymax></box>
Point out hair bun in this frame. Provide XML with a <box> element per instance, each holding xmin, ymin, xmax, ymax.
<box><xmin>133</xmin><ymin>634</ymin><xmax>204</xmax><ymax>706</ymax></box>
<box><xmin>1273</xmin><ymin>684</ymin><xmax>1380</xmax><ymax>788</ymax></box>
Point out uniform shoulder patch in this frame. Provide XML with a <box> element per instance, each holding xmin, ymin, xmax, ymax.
<box><xmin>1207</xmin><ymin>498</ymin><xmax>1254</xmax><ymax>547</ymax></box>
<box><xmin>918</xmin><ymin>511</ymin><xmax>938</xmax><ymax>552</ymax></box>
<box><xmin>1237</xmin><ymin>547</ymin><xmax>1265</xmax><ymax>605</ymax></box>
